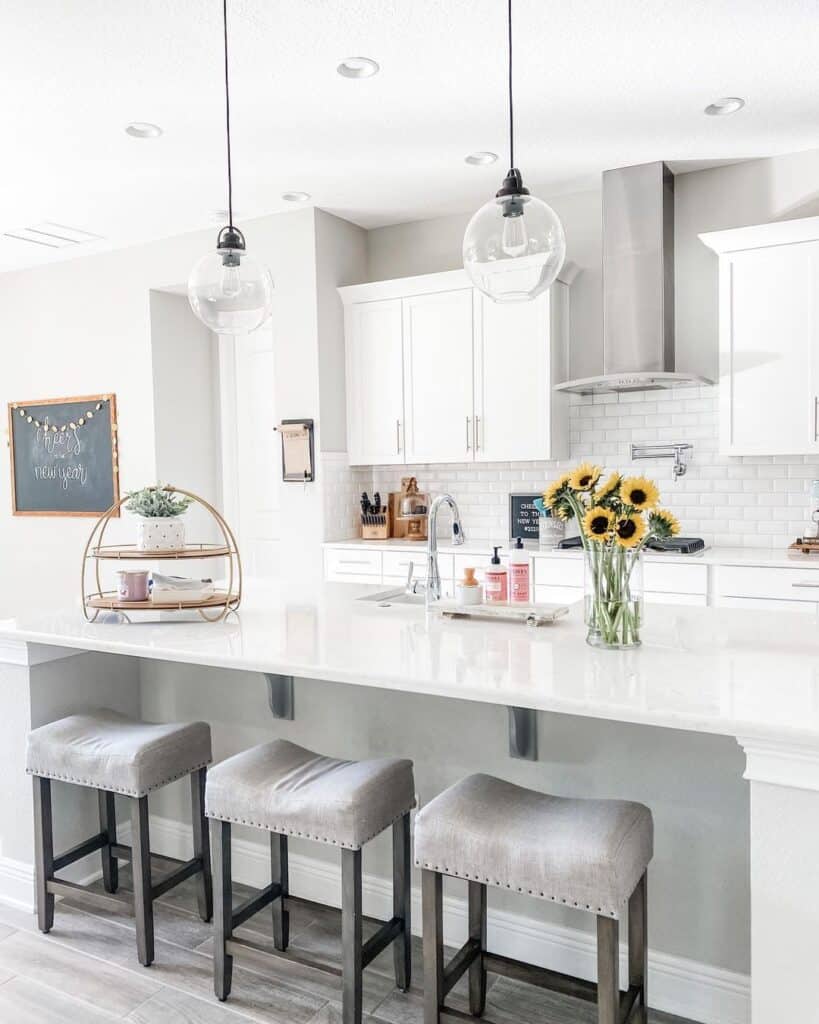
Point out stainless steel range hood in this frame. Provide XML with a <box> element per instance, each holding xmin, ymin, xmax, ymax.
<box><xmin>555</xmin><ymin>161</ymin><xmax>712</xmax><ymax>395</ymax></box>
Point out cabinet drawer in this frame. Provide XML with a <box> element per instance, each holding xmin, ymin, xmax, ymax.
<box><xmin>383</xmin><ymin>551</ymin><xmax>453</xmax><ymax>580</ymax></box>
<box><xmin>643</xmin><ymin>562</ymin><xmax>707</xmax><ymax>596</ymax></box>
<box><xmin>325</xmin><ymin>548</ymin><xmax>382</xmax><ymax>578</ymax></box>
<box><xmin>717</xmin><ymin>564</ymin><xmax>819</xmax><ymax>602</ymax></box>
<box><xmin>534</xmin><ymin>558</ymin><xmax>583</xmax><ymax>588</ymax></box>
<box><xmin>535</xmin><ymin>584</ymin><xmax>583</xmax><ymax>606</ymax></box>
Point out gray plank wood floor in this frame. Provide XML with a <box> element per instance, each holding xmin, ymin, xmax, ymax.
<box><xmin>0</xmin><ymin>867</ymin><xmax>697</xmax><ymax>1024</ymax></box>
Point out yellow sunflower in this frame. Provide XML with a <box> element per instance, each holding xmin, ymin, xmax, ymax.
<box><xmin>620</xmin><ymin>476</ymin><xmax>659</xmax><ymax>511</ymax></box>
<box><xmin>597</xmin><ymin>472</ymin><xmax>621</xmax><ymax>500</ymax></box>
<box><xmin>650</xmin><ymin>508</ymin><xmax>681</xmax><ymax>539</ymax></box>
<box><xmin>583</xmin><ymin>505</ymin><xmax>614</xmax><ymax>543</ymax></box>
<box><xmin>569</xmin><ymin>462</ymin><xmax>602</xmax><ymax>491</ymax></box>
<box><xmin>614</xmin><ymin>514</ymin><xmax>647</xmax><ymax>549</ymax></box>
<box><xmin>543</xmin><ymin>473</ymin><xmax>571</xmax><ymax>510</ymax></box>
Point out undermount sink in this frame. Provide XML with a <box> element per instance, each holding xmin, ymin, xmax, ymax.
<box><xmin>357</xmin><ymin>588</ymin><xmax>426</xmax><ymax>607</ymax></box>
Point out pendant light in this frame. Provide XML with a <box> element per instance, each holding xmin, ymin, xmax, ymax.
<box><xmin>188</xmin><ymin>0</ymin><xmax>274</xmax><ymax>334</ymax></box>
<box><xmin>463</xmin><ymin>0</ymin><xmax>566</xmax><ymax>303</ymax></box>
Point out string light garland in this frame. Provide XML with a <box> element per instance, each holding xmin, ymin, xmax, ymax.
<box><xmin>13</xmin><ymin>398</ymin><xmax>109</xmax><ymax>434</ymax></box>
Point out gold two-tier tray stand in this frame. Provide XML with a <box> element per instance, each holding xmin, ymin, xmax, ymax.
<box><xmin>81</xmin><ymin>487</ymin><xmax>242</xmax><ymax>622</ymax></box>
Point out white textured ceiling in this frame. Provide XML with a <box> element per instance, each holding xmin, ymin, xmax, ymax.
<box><xmin>3</xmin><ymin>0</ymin><xmax>819</xmax><ymax>272</ymax></box>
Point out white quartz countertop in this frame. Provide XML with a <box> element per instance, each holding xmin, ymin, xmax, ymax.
<box><xmin>2</xmin><ymin>580</ymin><xmax>819</xmax><ymax>744</ymax></box>
<box><xmin>325</xmin><ymin>539</ymin><xmax>819</xmax><ymax>570</ymax></box>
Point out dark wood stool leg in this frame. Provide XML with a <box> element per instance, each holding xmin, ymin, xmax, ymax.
<box><xmin>468</xmin><ymin>881</ymin><xmax>487</xmax><ymax>1016</ymax></box>
<box><xmin>131</xmin><ymin>796</ymin><xmax>154</xmax><ymax>967</ymax></box>
<box><xmin>98</xmin><ymin>790</ymin><xmax>118</xmax><ymax>894</ymax></box>
<box><xmin>32</xmin><ymin>777</ymin><xmax>54</xmax><ymax>933</ymax></box>
<box><xmin>270</xmin><ymin>833</ymin><xmax>290</xmax><ymax>951</ymax></box>
<box><xmin>392</xmin><ymin>813</ymin><xmax>412</xmax><ymax>992</ymax></box>
<box><xmin>629</xmin><ymin>872</ymin><xmax>648</xmax><ymax>1023</ymax></box>
<box><xmin>341</xmin><ymin>847</ymin><xmax>363</xmax><ymax>1024</ymax></box>
<box><xmin>422</xmin><ymin>869</ymin><xmax>444</xmax><ymax>1024</ymax></box>
<box><xmin>190</xmin><ymin>768</ymin><xmax>212</xmax><ymax>922</ymax></box>
<box><xmin>596</xmin><ymin>915</ymin><xmax>619</xmax><ymax>1024</ymax></box>
<box><xmin>212</xmin><ymin>819</ymin><xmax>234</xmax><ymax>1001</ymax></box>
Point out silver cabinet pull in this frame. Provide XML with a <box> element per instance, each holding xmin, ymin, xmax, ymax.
<box><xmin>792</xmin><ymin>581</ymin><xmax>819</xmax><ymax>589</ymax></box>
<box><xmin>814</xmin><ymin>397</ymin><xmax>818</xmax><ymax>442</ymax></box>
<box><xmin>396</xmin><ymin>419</ymin><xmax>402</xmax><ymax>454</ymax></box>
<box><xmin>474</xmin><ymin>415</ymin><xmax>480</xmax><ymax>451</ymax></box>
<box><xmin>466</xmin><ymin>416</ymin><xmax>471</xmax><ymax>451</ymax></box>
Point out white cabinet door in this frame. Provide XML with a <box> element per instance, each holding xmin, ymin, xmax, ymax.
<box><xmin>474</xmin><ymin>291</ymin><xmax>553</xmax><ymax>461</ymax></box>
<box><xmin>720</xmin><ymin>241</ymin><xmax>819</xmax><ymax>455</ymax></box>
<box><xmin>345</xmin><ymin>299</ymin><xmax>405</xmax><ymax>465</ymax></box>
<box><xmin>402</xmin><ymin>289</ymin><xmax>475</xmax><ymax>464</ymax></box>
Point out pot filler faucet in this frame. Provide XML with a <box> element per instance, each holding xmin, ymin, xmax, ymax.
<box><xmin>423</xmin><ymin>494</ymin><xmax>466</xmax><ymax>606</ymax></box>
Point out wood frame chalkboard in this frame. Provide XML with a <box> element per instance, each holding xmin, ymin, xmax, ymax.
<box><xmin>8</xmin><ymin>393</ymin><xmax>120</xmax><ymax>517</ymax></box>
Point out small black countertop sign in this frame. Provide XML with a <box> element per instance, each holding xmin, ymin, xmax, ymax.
<box><xmin>509</xmin><ymin>493</ymin><xmax>541</xmax><ymax>542</ymax></box>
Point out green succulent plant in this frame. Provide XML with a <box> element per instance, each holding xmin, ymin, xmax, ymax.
<box><xmin>124</xmin><ymin>485</ymin><xmax>192</xmax><ymax>518</ymax></box>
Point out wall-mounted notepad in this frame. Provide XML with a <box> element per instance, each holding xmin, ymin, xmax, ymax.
<box><xmin>276</xmin><ymin>419</ymin><xmax>315</xmax><ymax>482</ymax></box>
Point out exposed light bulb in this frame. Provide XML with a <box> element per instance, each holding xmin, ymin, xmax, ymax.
<box><xmin>220</xmin><ymin>258</ymin><xmax>242</xmax><ymax>298</ymax></box>
<box><xmin>500</xmin><ymin>207</ymin><xmax>529</xmax><ymax>258</ymax></box>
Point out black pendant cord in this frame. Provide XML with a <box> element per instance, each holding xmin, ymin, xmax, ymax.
<box><xmin>222</xmin><ymin>0</ymin><xmax>234</xmax><ymax>229</ymax></box>
<box><xmin>507</xmin><ymin>0</ymin><xmax>514</xmax><ymax>171</ymax></box>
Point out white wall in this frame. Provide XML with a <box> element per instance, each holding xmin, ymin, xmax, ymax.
<box><xmin>0</xmin><ymin>206</ymin><xmax>325</xmax><ymax>614</ymax></box>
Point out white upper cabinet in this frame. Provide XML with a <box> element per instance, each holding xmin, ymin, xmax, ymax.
<box><xmin>701</xmin><ymin>218</ymin><xmax>819</xmax><ymax>456</ymax></box>
<box><xmin>474</xmin><ymin>285</ymin><xmax>568</xmax><ymax>462</ymax></box>
<box><xmin>339</xmin><ymin>269</ymin><xmax>570</xmax><ymax>466</ymax></box>
<box><xmin>402</xmin><ymin>288</ymin><xmax>474</xmax><ymax>463</ymax></box>
<box><xmin>344</xmin><ymin>298</ymin><xmax>405</xmax><ymax>464</ymax></box>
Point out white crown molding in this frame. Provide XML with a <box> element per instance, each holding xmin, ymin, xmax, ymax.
<box><xmin>0</xmin><ymin>638</ymin><xmax>85</xmax><ymax>667</ymax></box>
<box><xmin>738</xmin><ymin>735</ymin><xmax>819</xmax><ymax>792</ymax></box>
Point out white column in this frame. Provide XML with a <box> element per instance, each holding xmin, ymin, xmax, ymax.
<box><xmin>740</xmin><ymin>736</ymin><xmax>819</xmax><ymax>1024</ymax></box>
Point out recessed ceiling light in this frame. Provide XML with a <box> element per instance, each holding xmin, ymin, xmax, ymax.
<box><xmin>465</xmin><ymin>151</ymin><xmax>499</xmax><ymax>166</ymax></box>
<box><xmin>125</xmin><ymin>122</ymin><xmax>163</xmax><ymax>138</ymax></box>
<box><xmin>704</xmin><ymin>97</ymin><xmax>745</xmax><ymax>117</ymax></box>
<box><xmin>337</xmin><ymin>57</ymin><xmax>380</xmax><ymax>79</ymax></box>
<box><xmin>282</xmin><ymin>191</ymin><xmax>311</xmax><ymax>203</ymax></box>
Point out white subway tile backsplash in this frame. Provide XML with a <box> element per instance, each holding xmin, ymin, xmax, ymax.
<box><xmin>327</xmin><ymin>385</ymin><xmax>819</xmax><ymax>550</ymax></box>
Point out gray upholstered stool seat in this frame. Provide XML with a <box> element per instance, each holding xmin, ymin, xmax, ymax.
<box><xmin>26</xmin><ymin>709</ymin><xmax>213</xmax><ymax>969</ymax></box>
<box><xmin>26</xmin><ymin>709</ymin><xmax>212</xmax><ymax>798</ymax></box>
<box><xmin>205</xmin><ymin>738</ymin><xmax>416</xmax><ymax>849</ymax></box>
<box><xmin>206</xmin><ymin>739</ymin><xmax>416</xmax><ymax>1022</ymax></box>
<box><xmin>416</xmin><ymin>774</ymin><xmax>653</xmax><ymax>1024</ymax></box>
<box><xmin>414</xmin><ymin>773</ymin><xmax>652</xmax><ymax>918</ymax></box>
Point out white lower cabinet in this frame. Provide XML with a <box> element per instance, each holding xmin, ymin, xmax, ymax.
<box><xmin>715</xmin><ymin>564</ymin><xmax>819</xmax><ymax>611</ymax></box>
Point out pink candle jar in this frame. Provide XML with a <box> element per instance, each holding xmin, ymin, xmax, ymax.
<box><xmin>116</xmin><ymin>570</ymin><xmax>150</xmax><ymax>602</ymax></box>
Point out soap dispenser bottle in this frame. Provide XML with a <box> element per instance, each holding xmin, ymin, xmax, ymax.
<box><xmin>509</xmin><ymin>537</ymin><xmax>531</xmax><ymax>603</ymax></box>
<box><xmin>484</xmin><ymin>546</ymin><xmax>508</xmax><ymax>603</ymax></box>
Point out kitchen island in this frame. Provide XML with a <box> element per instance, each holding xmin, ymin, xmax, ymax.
<box><xmin>1</xmin><ymin>580</ymin><xmax>817</xmax><ymax>1023</ymax></box>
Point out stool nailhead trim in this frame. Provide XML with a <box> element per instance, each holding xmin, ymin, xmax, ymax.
<box><xmin>26</xmin><ymin>759</ymin><xmax>212</xmax><ymax>799</ymax></box>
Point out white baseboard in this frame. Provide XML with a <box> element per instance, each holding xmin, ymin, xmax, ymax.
<box><xmin>149</xmin><ymin>814</ymin><xmax>750</xmax><ymax>1024</ymax></box>
<box><xmin>0</xmin><ymin>855</ymin><xmax>35</xmax><ymax>914</ymax></box>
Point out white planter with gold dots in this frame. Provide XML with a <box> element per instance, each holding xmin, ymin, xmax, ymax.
<box><xmin>136</xmin><ymin>516</ymin><xmax>186</xmax><ymax>552</ymax></box>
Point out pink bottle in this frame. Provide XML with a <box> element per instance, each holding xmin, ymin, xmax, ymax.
<box><xmin>484</xmin><ymin>546</ymin><xmax>508</xmax><ymax>603</ymax></box>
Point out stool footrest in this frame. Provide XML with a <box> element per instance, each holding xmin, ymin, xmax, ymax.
<box><xmin>484</xmin><ymin>951</ymin><xmax>598</xmax><ymax>1004</ymax></box>
<box><xmin>232</xmin><ymin>882</ymin><xmax>282</xmax><ymax>931</ymax></box>
<box><xmin>52</xmin><ymin>832</ymin><xmax>108</xmax><ymax>872</ymax></box>
<box><xmin>443</xmin><ymin>937</ymin><xmax>481</xmax><ymax>997</ymax></box>
<box><xmin>151</xmin><ymin>857</ymin><xmax>203</xmax><ymax>901</ymax></box>
<box><xmin>361</xmin><ymin>915</ymin><xmax>403</xmax><ymax>969</ymax></box>
<box><xmin>226</xmin><ymin>935</ymin><xmax>343</xmax><ymax>979</ymax></box>
<box><xmin>111</xmin><ymin>843</ymin><xmax>189</xmax><ymax>870</ymax></box>
<box><xmin>46</xmin><ymin>878</ymin><xmax>134</xmax><ymax>916</ymax></box>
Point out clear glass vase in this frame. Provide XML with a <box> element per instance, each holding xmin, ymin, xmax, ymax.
<box><xmin>584</xmin><ymin>546</ymin><xmax>643</xmax><ymax>649</ymax></box>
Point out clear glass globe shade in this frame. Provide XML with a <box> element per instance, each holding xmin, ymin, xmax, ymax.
<box><xmin>463</xmin><ymin>193</ymin><xmax>566</xmax><ymax>303</ymax></box>
<box><xmin>187</xmin><ymin>248</ymin><xmax>274</xmax><ymax>334</ymax></box>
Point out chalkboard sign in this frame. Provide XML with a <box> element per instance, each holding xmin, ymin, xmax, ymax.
<box><xmin>509</xmin><ymin>492</ymin><xmax>541</xmax><ymax>542</ymax></box>
<box><xmin>8</xmin><ymin>394</ymin><xmax>119</xmax><ymax>517</ymax></box>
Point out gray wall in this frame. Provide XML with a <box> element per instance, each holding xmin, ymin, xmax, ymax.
<box><xmin>141</xmin><ymin>661</ymin><xmax>750</xmax><ymax>975</ymax></box>
<box><xmin>367</xmin><ymin>147</ymin><xmax>819</xmax><ymax>383</ymax></box>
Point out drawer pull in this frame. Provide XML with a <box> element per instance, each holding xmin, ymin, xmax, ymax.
<box><xmin>339</xmin><ymin>558</ymin><xmax>373</xmax><ymax>565</ymax></box>
<box><xmin>792</xmin><ymin>582</ymin><xmax>819</xmax><ymax>589</ymax></box>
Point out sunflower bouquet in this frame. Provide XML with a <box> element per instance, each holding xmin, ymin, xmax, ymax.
<box><xmin>539</xmin><ymin>464</ymin><xmax>680</xmax><ymax>648</ymax></box>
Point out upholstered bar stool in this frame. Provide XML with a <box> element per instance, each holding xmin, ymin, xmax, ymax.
<box><xmin>415</xmin><ymin>774</ymin><xmax>653</xmax><ymax>1024</ymax></box>
<box><xmin>205</xmin><ymin>739</ymin><xmax>416</xmax><ymax>1024</ymax></box>
<box><xmin>26</xmin><ymin>709</ymin><xmax>213</xmax><ymax>967</ymax></box>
